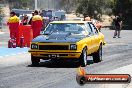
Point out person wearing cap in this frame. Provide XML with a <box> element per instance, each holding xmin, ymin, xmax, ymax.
<box><xmin>7</xmin><ymin>12</ymin><xmax>20</xmax><ymax>45</ymax></box>
<box><xmin>31</xmin><ymin>10</ymin><xmax>43</xmax><ymax>38</ymax></box>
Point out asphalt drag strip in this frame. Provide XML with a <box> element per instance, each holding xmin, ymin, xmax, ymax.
<box><xmin>0</xmin><ymin>30</ymin><xmax>132</xmax><ymax>88</ymax></box>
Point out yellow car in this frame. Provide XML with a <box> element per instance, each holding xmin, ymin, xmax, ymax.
<box><xmin>28</xmin><ymin>21</ymin><xmax>105</xmax><ymax>67</ymax></box>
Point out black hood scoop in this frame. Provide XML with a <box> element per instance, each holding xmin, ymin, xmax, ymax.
<box><xmin>47</xmin><ymin>32</ymin><xmax>71</xmax><ymax>40</ymax></box>
<box><xmin>32</xmin><ymin>32</ymin><xmax>85</xmax><ymax>43</ymax></box>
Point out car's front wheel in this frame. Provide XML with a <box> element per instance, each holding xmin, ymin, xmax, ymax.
<box><xmin>93</xmin><ymin>44</ymin><xmax>102</xmax><ymax>63</ymax></box>
<box><xmin>79</xmin><ymin>47</ymin><xmax>87</xmax><ymax>67</ymax></box>
<box><xmin>31</xmin><ymin>55</ymin><xmax>40</xmax><ymax>66</ymax></box>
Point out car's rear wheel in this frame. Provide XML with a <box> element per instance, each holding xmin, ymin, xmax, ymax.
<box><xmin>79</xmin><ymin>47</ymin><xmax>87</xmax><ymax>67</ymax></box>
<box><xmin>93</xmin><ymin>44</ymin><xmax>102</xmax><ymax>63</ymax></box>
<box><xmin>31</xmin><ymin>55</ymin><xmax>40</xmax><ymax>66</ymax></box>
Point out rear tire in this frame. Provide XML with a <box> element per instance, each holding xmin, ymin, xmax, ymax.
<box><xmin>93</xmin><ymin>44</ymin><xmax>102</xmax><ymax>63</ymax></box>
<box><xmin>79</xmin><ymin>48</ymin><xmax>87</xmax><ymax>67</ymax></box>
<box><xmin>31</xmin><ymin>55</ymin><xmax>40</xmax><ymax>66</ymax></box>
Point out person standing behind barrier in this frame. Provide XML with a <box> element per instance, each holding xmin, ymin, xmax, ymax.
<box><xmin>0</xmin><ymin>16</ymin><xmax>2</xmax><ymax>32</ymax></box>
<box><xmin>31</xmin><ymin>10</ymin><xmax>43</xmax><ymax>38</ymax></box>
<box><xmin>40</xmin><ymin>12</ymin><xmax>45</xmax><ymax>31</ymax></box>
<box><xmin>113</xmin><ymin>13</ymin><xmax>123</xmax><ymax>38</ymax></box>
<box><xmin>28</xmin><ymin>12</ymin><xmax>34</xmax><ymax>25</ymax></box>
<box><xmin>21</xmin><ymin>14</ymin><xmax>28</xmax><ymax>25</ymax></box>
<box><xmin>84</xmin><ymin>16</ymin><xmax>91</xmax><ymax>21</ymax></box>
<box><xmin>7</xmin><ymin>12</ymin><xmax>20</xmax><ymax>45</ymax></box>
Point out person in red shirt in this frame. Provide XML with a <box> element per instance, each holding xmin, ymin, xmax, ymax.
<box><xmin>31</xmin><ymin>10</ymin><xmax>43</xmax><ymax>38</ymax></box>
<box><xmin>7</xmin><ymin>12</ymin><xmax>20</xmax><ymax>45</ymax></box>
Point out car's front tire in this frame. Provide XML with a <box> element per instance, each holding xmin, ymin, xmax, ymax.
<box><xmin>79</xmin><ymin>47</ymin><xmax>87</xmax><ymax>67</ymax></box>
<box><xmin>31</xmin><ymin>55</ymin><xmax>40</xmax><ymax>66</ymax></box>
<box><xmin>93</xmin><ymin>44</ymin><xmax>102</xmax><ymax>63</ymax></box>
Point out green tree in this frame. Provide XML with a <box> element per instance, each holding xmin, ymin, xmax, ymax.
<box><xmin>0</xmin><ymin>7</ymin><xmax>3</xmax><ymax>15</ymax></box>
<box><xmin>59</xmin><ymin>0</ymin><xmax>79</xmax><ymax>13</ymax></box>
<box><xmin>113</xmin><ymin>0</ymin><xmax>132</xmax><ymax>25</ymax></box>
<box><xmin>76</xmin><ymin>0</ymin><xmax>105</xmax><ymax>19</ymax></box>
<box><xmin>7</xmin><ymin>0</ymin><xmax>33</xmax><ymax>9</ymax></box>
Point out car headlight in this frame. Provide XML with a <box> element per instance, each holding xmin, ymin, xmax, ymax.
<box><xmin>31</xmin><ymin>44</ymin><xmax>38</xmax><ymax>49</ymax></box>
<box><xmin>70</xmin><ymin>44</ymin><xmax>77</xmax><ymax>50</ymax></box>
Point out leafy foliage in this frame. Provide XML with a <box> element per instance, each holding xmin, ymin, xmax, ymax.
<box><xmin>0</xmin><ymin>7</ymin><xmax>3</xmax><ymax>16</ymax></box>
<box><xmin>76</xmin><ymin>0</ymin><xmax>106</xmax><ymax>19</ymax></box>
<box><xmin>76</xmin><ymin>0</ymin><xmax>132</xmax><ymax>25</ymax></box>
<box><xmin>0</xmin><ymin>7</ymin><xmax>2</xmax><ymax>14</ymax></box>
<box><xmin>112</xmin><ymin>0</ymin><xmax>132</xmax><ymax>25</ymax></box>
<box><xmin>6</xmin><ymin>0</ymin><xmax>132</xmax><ymax>25</ymax></box>
<box><xmin>7</xmin><ymin>0</ymin><xmax>33</xmax><ymax>9</ymax></box>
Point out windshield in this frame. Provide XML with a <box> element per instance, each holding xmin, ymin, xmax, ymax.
<box><xmin>44</xmin><ymin>23</ymin><xmax>87</xmax><ymax>35</ymax></box>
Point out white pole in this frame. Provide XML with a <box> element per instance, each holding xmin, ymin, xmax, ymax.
<box><xmin>48</xmin><ymin>0</ymin><xmax>49</xmax><ymax>9</ymax></box>
<box><xmin>35</xmin><ymin>0</ymin><xmax>37</xmax><ymax>10</ymax></box>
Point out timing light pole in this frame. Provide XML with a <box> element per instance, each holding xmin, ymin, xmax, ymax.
<box><xmin>35</xmin><ymin>0</ymin><xmax>37</xmax><ymax>10</ymax></box>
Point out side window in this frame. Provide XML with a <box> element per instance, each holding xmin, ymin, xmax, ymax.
<box><xmin>86</xmin><ymin>23</ymin><xmax>94</xmax><ymax>36</ymax></box>
<box><xmin>89</xmin><ymin>23</ymin><xmax>98</xmax><ymax>35</ymax></box>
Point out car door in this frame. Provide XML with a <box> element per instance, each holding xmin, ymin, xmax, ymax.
<box><xmin>89</xmin><ymin>23</ymin><xmax>100</xmax><ymax>52</ymax></box>
<box><xmin>85</xmin><ymin>23</ymin><xmax>95</xmax><ymax>54</ymax></box>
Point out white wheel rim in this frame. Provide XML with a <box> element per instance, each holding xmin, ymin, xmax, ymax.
<box><xmin>83</xmin><ymin>50</ymin><xmax>87</xmax><ymax>65</ymax></box>
<box><xmin>99</xmin><ymin>46</ymin><xmax>102</xmax><ymax>59</ymax></box>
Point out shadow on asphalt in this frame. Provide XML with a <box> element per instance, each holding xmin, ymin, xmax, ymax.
<box><xmin>27</xmin><ymin>60</ymin><xmax>94</xmax><ymax>68</ymax></box>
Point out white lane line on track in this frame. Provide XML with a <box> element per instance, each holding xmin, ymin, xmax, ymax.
<box><xmin>0</xmin><ymin>32</ymin><xmax>5</xmax><ymax>34</ymax></box>
<box><xmin>0</xmin><ymin>52</ymin><xmax>28</xmax><ymax>58</ymax></box>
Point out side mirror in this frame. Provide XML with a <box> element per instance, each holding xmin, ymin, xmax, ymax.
<box><xmin>103</xmin><ymin>42</ymin><xmax>106</xmax><ymax>45</ymax></box>
<box><xmin>87</xmin><ymin>32</ymin><xmax>91</xmax><ymax>37</ymax></box>
<box><xmin>89</xmin><ymin>32</ymin><xmax>91</xmax><ymax>35</ymax></box>
<box><xmin>40</xmin><ymin>31</ymin><xmax>44</xmax><ymax>35</ymax></box>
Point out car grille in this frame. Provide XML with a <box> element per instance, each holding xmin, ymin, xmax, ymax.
<box><xmin>40</xmin><ymin>54</ymin><xmax>68</xmax><ymax>57</ymax></box>
<box><xmin>39</xmin><ymin>45</ymin><xmax>69</xmax><ymax>50</ymax></box>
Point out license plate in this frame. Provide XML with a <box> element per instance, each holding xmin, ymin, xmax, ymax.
<box><xmin>51</xmin><ymin>54</ymin><xmax>56</xmax><ymax>57</ymax></box>
<box><xmin>48</xmin><ymin>54</ymin><xmax>59</xmax><ymax>58</ymax></box>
